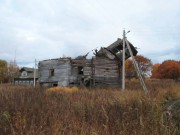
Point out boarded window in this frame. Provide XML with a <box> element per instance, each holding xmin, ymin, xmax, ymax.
<box><xmin>49</xmin><ymin>69</ymin><xmax>54</xmax><ymax>76</ymax></box>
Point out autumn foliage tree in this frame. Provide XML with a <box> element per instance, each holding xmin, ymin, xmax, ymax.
<box><xmin>152</xmin><ymin>60</ymin><xmax>180</xmax><ymax>80</ymax></box>
<box><xmin>125</xmin><ymin>59</ymin><xmax>135</xmax><ymax>79</ymax></box>
<box><xmin>135</xmin><ymin>55</ymin><xmax>152</xmax><ymax>77</ymax></box>
<box><xmin>0</xmin><ymin>60</ymin><xmax>8</xmax><ymax>83</ymax></box>
<box><xmin>125</xmin><ymin>55</ymin><xmax>152</xmax><ymax>79</ymax></box>
<box><xmin>7</xmin><ymin>60</ymin><xmax>19</xmax><ymax>82</ymax></box>
<box><xmin>151</xmin><ymin>63</ymin><xmax>161</xmax><ymax>78</ymax></box>
<box><xmin>0</xmin><ymin>59</ymin><xmax>19</xmax><ymax>83</ymax></box>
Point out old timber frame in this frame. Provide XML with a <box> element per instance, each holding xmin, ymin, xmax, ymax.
<box><xmin>38</xmin><ymin>38</ymin><xmax>138</xmax><ymax>87</ymax></box>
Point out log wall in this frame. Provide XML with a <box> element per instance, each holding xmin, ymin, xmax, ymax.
<box><xmin>38</xmin><ymin>59</ymin><xmax>71</xmax><ymax>86</ymax></box>
<box><xmin>38</xmin><ymin>57</ymin><xmax>121</xmax><ymax>87</ymax></box>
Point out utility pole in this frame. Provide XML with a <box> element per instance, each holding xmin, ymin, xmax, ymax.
<box><xmin>34</xmin><ymin>59</ymin><xmax>36</xmax><ymax>88</ymax></box>
<box><xmin>122</xmin><ymin>30</ymin><xmax>125</xmax><ymax>90</ymax></box>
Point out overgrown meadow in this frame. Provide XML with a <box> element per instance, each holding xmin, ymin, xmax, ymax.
<box><xmin>0</xmin><ymin>80</ymin><xmax>180</xmax><ymax>135</ymax></box>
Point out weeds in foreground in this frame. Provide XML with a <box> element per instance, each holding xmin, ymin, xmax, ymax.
<box><xmin>47</xmin><ymin>86</ymin><xmax>79</xmax><ymax>93</ymax></box>
<box><xmin>0</xmin><ymin>80</ymin><xmax>179</xmax><ymax>135</ymax></box>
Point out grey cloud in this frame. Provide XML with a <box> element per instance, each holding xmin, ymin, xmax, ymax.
<box><xmin>0</xmin><ymin>0</ymin><xmax>180</xmax><ymax>67</ymax></box>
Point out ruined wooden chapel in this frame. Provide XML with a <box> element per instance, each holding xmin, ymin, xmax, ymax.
<box><xmin>38</xmin><ymin>38</ymin><xmax>138</xmax><ymax>87</ymax></box>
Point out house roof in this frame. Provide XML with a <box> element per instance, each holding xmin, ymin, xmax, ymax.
<box><xmin>106</xmin><ymin>38</ymin><xmax>138</xmax><ymax>56</ymax></box>
<box><xmin>95</xmin><ymin>38</ymin><xmax>138</xmax><ymax>60</ymax></box>
<box><xmin>27</xmin><ymin>72</ymin><xmax>38</xmax><ymax>78</ymax></box>
<box><xmin>19</xmin><ymin>67</ymin><xmax>38</xmax><ymax>78</ymax></box>
<box><xmin>20</xmin><ymin>67</ymin><xmax>34</xmax><ymax>72</ymax></box>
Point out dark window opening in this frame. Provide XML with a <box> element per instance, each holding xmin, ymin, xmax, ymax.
<box><xmin>78</xmin><ymin>66</ymin><xmax>83</xmax><ymax>75</ymax></box>
<box><xmin>53</xmin><ymin>83</ymin><xmax>58</xmax><ymax>86</ymax></box>
<box><xmin>50</xmin><ymin>69</ymin><xmax>54</xmax><ymax>76</ymax></box>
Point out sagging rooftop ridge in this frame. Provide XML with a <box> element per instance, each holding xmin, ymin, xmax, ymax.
<box><xmin>38</xmin><ymin>38</ymin><xmax>138</xmax><ymax>87</ymax></box>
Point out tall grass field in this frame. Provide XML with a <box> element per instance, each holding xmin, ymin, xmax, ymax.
<box><xmin>0</xmin><ymin>79</ymin><xmax>180</xmax><ymax>135</ymax></box>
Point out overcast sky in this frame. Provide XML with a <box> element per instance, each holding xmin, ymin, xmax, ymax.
<box><xmin>0</xmin><ymin>0</ymin><xmax>180</xmax><ymax>67</ymax></box>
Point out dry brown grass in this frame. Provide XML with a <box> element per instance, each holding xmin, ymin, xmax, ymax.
<box><xmin>0</xmin><ymin>80</ymin><xmax>180</xmax><ymax>135</ymax></box>
<box><xmin>47</xmin><ymin>86</ymin><xmax>79</xmax><ymax>93</ymax></box>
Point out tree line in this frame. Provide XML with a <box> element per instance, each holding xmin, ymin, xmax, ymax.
<box><xmin>0</xmin><ymin>56</ymin><xmax>179</xmax><ymax>83</ymax></box>
<box><xmin>0</xmin><ymin>59</ymin><xmax>19</xmax><ymax>83</ymax></box>
<box><xmin>151</xmin><ymin>60</ymin><xmax>180</xmax><ymax>80</ymax></box>
<box><xmin>125</xmin><ymin>55</ymin><xmax>180</xmax><ymax>81</ymax></box>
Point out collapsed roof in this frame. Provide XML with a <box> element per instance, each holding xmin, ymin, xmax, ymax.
<box><xmin>94</xmin><ymin>38</ymin><xmax>138</xmax><ymax>61</ymax></box>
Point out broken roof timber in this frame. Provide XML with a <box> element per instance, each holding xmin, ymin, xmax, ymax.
<box><xmin>106</xmin><ymin>38</ymin><xmax>138</xmax><ymax>56</ymax></box>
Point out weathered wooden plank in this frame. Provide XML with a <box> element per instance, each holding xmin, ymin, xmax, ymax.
<box><xmin>93</xmin><ymin>60</ymin><xmax>118</xmax><ymax>64</ymax></box>
<box><xmin>94</xmin><ymin>69</ymin><xmax>119</xmax><ymax>73</ymax></box>
<box><xmin>38</xmin><ymin>55</ymin><xmax>122</xmax><ymax>87</ymax></box>
<box><xmin>38</xmin><ymin>59</ymin><xmax>71</xmax><ymax>86</ymax></box>
<box><xmin>94</xmin><ymin>67</ymin><xmax>118</xmax><ymax>70</ymax></box>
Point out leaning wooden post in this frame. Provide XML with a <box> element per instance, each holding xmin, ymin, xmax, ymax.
<box><xmin>125</xmin><ymin>39</ymin><xmax>148</xmax><ymax>94</ymax></box>
<box><xmin>122</xmin><ymin>30</ymin><xmax>126</xmax><ymax>91</ymax></box>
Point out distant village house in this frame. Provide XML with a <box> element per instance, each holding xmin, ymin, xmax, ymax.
<box><xmin>14</xmin><ymin>67</ymin><xmax>38</xmax><ymax>85</ymax></box>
